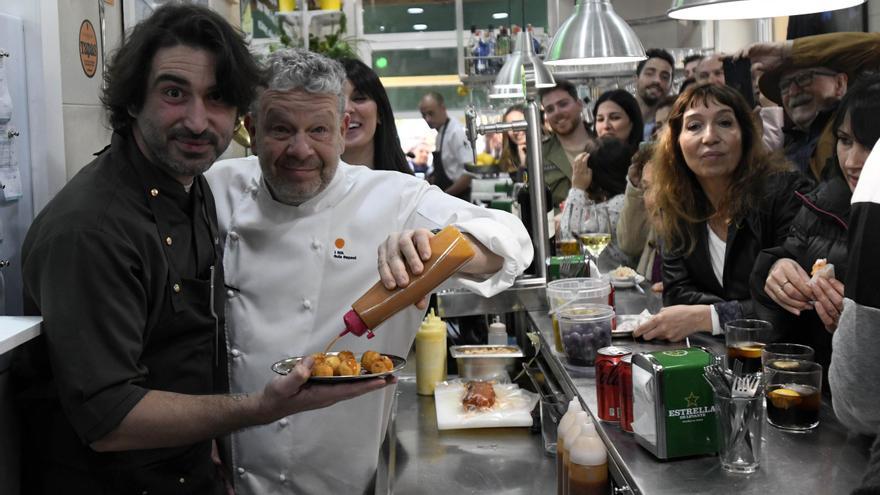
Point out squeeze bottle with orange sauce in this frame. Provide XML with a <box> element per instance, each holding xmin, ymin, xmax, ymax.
<box><xmin>338</xmin><ymin>226</ymin><xmax>476</xmax><ymax>340</ymax></box>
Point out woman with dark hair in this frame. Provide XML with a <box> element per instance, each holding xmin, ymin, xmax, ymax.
<box><xmin>593</xmin><ymin>89</ymin><xmax>644</xmax><ymax>152</ymax></box>
<box><xmin>634</xmin><ymin>83</ymin><xmax>809</xmax><ymax>341</ymax></box>
<box><xmin>339</xmin><ymin>58</ymin><xmax>412</xmax><ymax>174</ymax></box>
<box><xmin>498</xmin><ymin>104</ymin><xmax>527</xmax><ymax>181</ymax></box>
<box><xmin>750</xmin><ymin>73</ymin><xmax>880</xmax><ymax>383</ymax></box>
<box><xmin>558</xmin><ymin>135</ymin><xmax>633</xmax><ymax>265</ymax></box>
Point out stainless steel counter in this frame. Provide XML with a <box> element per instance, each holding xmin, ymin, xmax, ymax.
<box><xmin>391</xmin><ymin>369</ymin><xmax>556</xmax><ymax>494</ymax></box>
<box><xmin>528</xmin><ymin>300</ymin><xmax>873</xmax><ymax>495</ymax></box>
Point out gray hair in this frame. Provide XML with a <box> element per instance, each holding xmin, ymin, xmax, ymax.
<box><xmin>251</xmin><ymin>48</ymin><xmax>347</xmax><ymax>120</ymax></box>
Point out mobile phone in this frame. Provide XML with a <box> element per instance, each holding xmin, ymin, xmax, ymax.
<box><xmin>723</xmin><ymin>57</ymin><xmax>756</xmax><ymax>109</ymax></box>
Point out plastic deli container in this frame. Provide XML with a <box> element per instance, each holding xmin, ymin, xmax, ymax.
<box><xmin>546</xmin><ymin>278</ymin><xmax>613</xmax><ymax>353</ymax></box>
<box><xmin>557</xmin><ymin>304</ymin><xmax>614</xmax><ymax>367</ymax></box>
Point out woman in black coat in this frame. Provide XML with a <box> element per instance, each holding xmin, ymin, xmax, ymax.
<box><xmin>634</xmin><ymin>83</ymin><xmax>809</xmax><ymax>342</ymax></box>
<box><xmin>750</xmin><ymin>74</ymin><xmax>880</xmax><ymax>375</ymax></box>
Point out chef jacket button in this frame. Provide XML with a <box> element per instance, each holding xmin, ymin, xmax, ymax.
<box><xmin>229</xmin><ymin>231</ymin><xmax>240</xmax><ymax>241</ymax></box>
<box><xmin>227</xmin><ymin>289</ymin><xmax>235</xmax><ymax>298</ymax></box>
<box><xmin>279</xmin><ymin>418</ymin><xmax>289</xmax><ymax>427</ymax></box>
<box><xmin>149</xmin><ymin>188</ymin><xmax>159</xmax><ymax>197</ymax></box>
<box><xmin>279</xmin><ymin>474</ymin><xmax>287</xmax><ymax>483</ymax></box>
<box><xmin>165</xmin><ymin>236</ymin><xmax>173</xmax><ymax>246</ymax></box>
<box><xmin>172</xmin><ymin>283</ymin><xmax>181</xmax><ymax>293</ymax></box>
<box><xmin>311</xmin><ymin>239</ymin><xmax>321</xmax><ymax>250</ymax></box>
<box><xmin>302</xmin><ymin>299</ymin><xmax>312</xmax><ymax>310</ymax></box>
<box><xmin>231</xmin><ymin>349</ymin><xmax>241</xmax><ymax>358</ymax></box>
<box><xmin>178</xmin><ymin>477</ymin><xmax>185</xmax><ymax>484</ymax></box>
<box><xmin>237</xmin><ymin>467</ymin><xmax>246</xmax><ymax>475</ymax></box>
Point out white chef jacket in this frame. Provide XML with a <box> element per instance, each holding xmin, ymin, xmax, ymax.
<box><xmin>438</xmin><ymin>117</ymin><xmax>473</xmax><ymax>181</ymax></box>
<box><xmin>205</xmin><ymin>158</ymin><xmax>532</xmax><ymax>494</ymax></box>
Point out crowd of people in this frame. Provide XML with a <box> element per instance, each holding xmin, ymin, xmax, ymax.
<box><xmin>10</xmin><ymin>2</ymin><xmax>880</xmax><ymax>493</ymax></box>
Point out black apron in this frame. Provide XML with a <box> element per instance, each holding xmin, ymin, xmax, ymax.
<box><xmin>99</xmin><ymin>177</ymin><xmax>229</xmax><ymax>495</ymax></box>
<box><xmin>432</xmin><ymin>119</ymin><xmax>470</xmax><ymax>200</ymax></box>
<box><xmin>32</xmin><ymin>180</ymin><xmax>228</xmax><ymax>495</ymax></box>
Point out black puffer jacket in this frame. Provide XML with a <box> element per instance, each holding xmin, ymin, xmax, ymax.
<box><xmin>663</xmin><ymin>172</ymin><xmax>811</xmax><ymax>332</ymax></box>
<box><xmin>750</xmin><ymin>173</ymin><xmax>851</xmax><ymax>381</ymax></box>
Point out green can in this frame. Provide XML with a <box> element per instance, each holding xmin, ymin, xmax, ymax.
<box><xmin>631</xmin><ymin>347</ymin><xmax>718</xmax><ymax>459</ymax></box>
<box><xmin>546</xmin><ymin>255</ymin><xmax>588</xmax><ymax>281</ymax></box>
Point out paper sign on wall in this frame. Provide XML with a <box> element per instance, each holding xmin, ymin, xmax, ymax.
<box><xmin>79</xmin><ymin>20</ymin><xmax>98</xmax><ymax>78</ymax></box>
<box><xmin>0</xmin><ymin>56</ymin><xmax>22</xmax><ymax>200</ymax></box>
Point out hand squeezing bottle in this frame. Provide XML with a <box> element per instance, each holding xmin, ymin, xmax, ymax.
<box><xmin>338</xmin><ymin>226</ymin><xmax>476</xmax><ymax>340</ymax></box>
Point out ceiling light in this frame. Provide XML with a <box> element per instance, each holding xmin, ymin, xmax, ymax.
<box><xmin>413</xmin><ymin>24</ymin><xmax>427</xmax><ymax>31</ymax></box>
<box><xmin>544</xmin><ymin>0</ymin><xmax>646</xmax><ymax>66</ymax></box>
<box><xmin>492</xmin><ymin>12</ymin><xmax>509</xmax><ymax>20</ymax></box>
<box><xmin>407</xmin><ymin>7</ymin><xmax>424</xmax><ymax>14</ymax></box>
<box><xmin>668</xmin><ymin>0</ymin><xmax>864</xmax><ymax>20</ymax></box>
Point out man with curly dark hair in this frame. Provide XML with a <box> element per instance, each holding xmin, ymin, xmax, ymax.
<box><xmin>14</xmin><ymin>4</ymin><xmax>391</xmax><ymax>494</ymax></box>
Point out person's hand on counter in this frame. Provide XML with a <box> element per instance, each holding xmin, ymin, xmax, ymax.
<box><xmin>634</xmin><ymin>304</ymin><xmax>712</xmax><ymax>342</ymax></box>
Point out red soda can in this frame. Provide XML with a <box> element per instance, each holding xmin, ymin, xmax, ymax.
<box><xmin>595</xmin><ymin>346</ymin><xmax>631</xmax><ymax>422</ymax></box>
<box><xmin>618</xmin><ymin>354</ymin><xmax>634</xmax><ymax>432</ymax></box>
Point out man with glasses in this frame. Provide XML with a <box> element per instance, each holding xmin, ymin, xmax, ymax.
<box><xmin>747</xmin><ymin>32</ymin><xmax>880</xmax><ymax>182</ymax></box>
<box><xmin>540</xmin><ymin>79</ymin><xmax>596</xmax><ymax>209</ymax></box>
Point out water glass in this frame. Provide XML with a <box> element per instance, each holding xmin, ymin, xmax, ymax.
<box><xmin>540</xmin><ymin>392</ymin><xmax>566</xmax><ymax>455</ymax></box>
<box><xmin>714</xmin><ymin>389</ymin><xmax>764</xmax><ymax>473</ymax></box>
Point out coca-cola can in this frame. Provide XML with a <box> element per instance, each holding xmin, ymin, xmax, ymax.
<box><xmin>596</xmin><ymin>346</ymin><xmax>632</xmax><ymax>422</ymax></box>
<box><xmin>618</xmin><ymin>354</ymin><xmax>634</xmax><ymax>432</ymax></box>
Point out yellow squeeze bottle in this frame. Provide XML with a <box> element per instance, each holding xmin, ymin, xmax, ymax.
<box><xmin>416</xmin><ymin>309</ymin><xmax>447</xmax><ymax>395</ymax></box>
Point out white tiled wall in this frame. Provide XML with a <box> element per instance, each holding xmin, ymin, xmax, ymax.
<box><xmin>869</xmin><ymin>0</ymin><xmax>880</xmax><ymax>32</ymax></box>
<box><xmin>58</xmin><ymin>0</ymin><xmax>123</xmax><ymax>178</ymax></box>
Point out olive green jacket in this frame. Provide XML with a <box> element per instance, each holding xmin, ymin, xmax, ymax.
<box><xmin>541</xmin><ymin>122</ymin><xmax>593</xmax><ymax>210</ymax></box>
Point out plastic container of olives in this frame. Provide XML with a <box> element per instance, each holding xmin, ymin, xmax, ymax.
<box><xmin>557</xmin><ymin>303</ymin><xmax>614</xmax><ymax>366</ymax></box>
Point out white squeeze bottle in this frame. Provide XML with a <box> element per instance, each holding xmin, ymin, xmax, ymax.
<box><xmin>488</xmin><ymin>316</ymin><xmax>508</xmax><ymax>345</ymax></box>
<box><xmin>567</xmin><ymin>434</ymin><xmax>608</xmax><ymax>495</ymax></box>
<box><xmin>561</xmin><ymin>411</ymin><xmax>591</xmax><ymax>495</ymax></box>
<box><xmin>556</xmin><ymin>400</ymin><xmax>583</xmax><ymax>495</ymax></box>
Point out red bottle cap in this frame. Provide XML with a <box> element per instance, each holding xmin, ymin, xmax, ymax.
<box><xmin>342</xmin><ymin>309</ymin><xmax>375</xmax><ymax>339</ymax></box>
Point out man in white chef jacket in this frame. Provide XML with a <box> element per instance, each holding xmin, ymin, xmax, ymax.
<box><xmin>205</xmin><ymin>49</ymin><xmax>533</xmax><ymax>494</ymax></box>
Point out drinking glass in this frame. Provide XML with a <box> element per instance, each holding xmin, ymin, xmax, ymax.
<box><xmin>579</xmin><ymin>204</ymin><xmax>612</xmax><ymax>266</ymax></box>
<box><xmin>761</xmin><ymin>343</ymin><xmax>815</xmax><ymax>373</ymax></box>
<box><xmin>714</xmin><ymin>388</ymin><xmax>764</xmax><ymax>473</ymax></box>
<box><xmin>725</xmin><ymin>319</ymin><xmax>773</xmax><ymax>375</ymax></box>
<box><xmin>765</xmin><ymin>359</ymin><xmax>822</xmax><ymax>431</ymax></box>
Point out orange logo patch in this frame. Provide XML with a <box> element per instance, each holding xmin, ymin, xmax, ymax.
<box><xmin>334</xmin><ymin>238</ymin><xmax>345</xmax><ymax>249</ymax></box>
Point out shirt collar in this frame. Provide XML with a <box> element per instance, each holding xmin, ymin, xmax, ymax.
<box><xmin>116</xmin><ymin>130</ymin><xmax>192</xmax><ymax>211</ymax></box>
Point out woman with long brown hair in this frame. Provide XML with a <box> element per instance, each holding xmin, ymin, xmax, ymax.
<box><xmin>634</xmin><ymin>83</ymin><xmax>809</xmax><ymax>341</ymax></box>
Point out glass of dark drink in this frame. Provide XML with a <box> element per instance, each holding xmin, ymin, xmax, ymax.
<box><xmin>761</xmin><ymin>343</ymin><xmax>815</xmax><ymax>374</ymax></box>
<box><xmin>724</xmin><ymin>319</ymin><xmax>772</xmax><ymax>374</ymax></box>
<box><xmin>765</xmin><ymin>359</ymin><xmax>822</xmax><ymax>432</ymax></box>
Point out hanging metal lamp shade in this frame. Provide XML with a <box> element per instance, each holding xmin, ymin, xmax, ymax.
<box><xmin>544</xmin><ymin>0</ymin><xmax>646</xmax><ymax>66</ymax></box>
<box><xmin>668</xmin><ymin>0</ymin><xmax>865</xmax><ymax>20</ymax></box>
<box><xmin>490</xmin><ymin>31</ymin><xmax>556</xmax><ymax>99</ymax></box>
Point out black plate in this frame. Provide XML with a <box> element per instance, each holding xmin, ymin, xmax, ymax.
<box><xmin>271</xmin><ymin>352</ymin><xmax>407</xmax><ymax>383</ymax></box>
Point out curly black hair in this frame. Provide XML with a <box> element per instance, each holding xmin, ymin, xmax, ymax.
<box><xmin>101</xmin><ymin>3</ymin><xmax>264</xmax><ymax>131</ymax></box>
